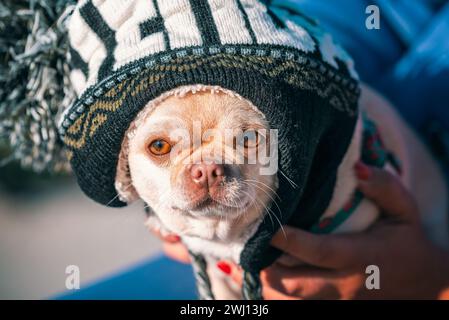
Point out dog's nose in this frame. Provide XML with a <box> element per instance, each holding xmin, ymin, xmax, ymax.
<box><xmin>190</xmin><ymin>163</ymin><xmax>224</xmax><ymax>188</ymax></box>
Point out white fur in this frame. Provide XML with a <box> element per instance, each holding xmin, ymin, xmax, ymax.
<box><xmin>123</xmin><ymin>85</ymin><xmax>277</xmax><ymax>263</ymax></box>
<box><xmin>119</xmin><ymin>84</ymin><xmax>449</xmax><ymax>299</ymax></box>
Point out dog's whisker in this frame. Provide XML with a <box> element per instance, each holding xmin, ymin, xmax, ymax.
<box><xmin>242</xmin><ymin>190</ymin><xmax>270</xmax><ymax>227</ymax></box>
<box><xmin>244</xmin><ymin>179</ymin><xmax>281</xmax><ymax>201</ymax></box>
<box><xmin>242</xmin><ymin>181</ymin><xmax>282</xmax><ymax>218</ymax></box>
<box><xmin>249</xmin><ymin>195</ymin><xmax>275</xmax><ymax>229</ymax></box>
<box><xmin>105</xmin><ymin>182</ymin><xmax>133</xmax><ymax>206</ymax></box>
<box><xmin>242</xmin><ymin>181</ymin><xmax>283</xmax><ymax>232</ymax></box>
<box><xmin>232</xmin><ymin>188</ymin><xmax>258</xmax><ymax>227</ymax></box>
<box><xmin>265</xmin><ymin>203</ymin><xmax>286</xmax><ymax>238</ymax></box>
<box><xmin>245</xmin><ymin>182</ymin><xmax>285</xmax><ymax>237</ymax></box>
<box><xmin>279</xmin><ymin>170</ymin><xmax>298</xmax><ymax>189</ymax></box>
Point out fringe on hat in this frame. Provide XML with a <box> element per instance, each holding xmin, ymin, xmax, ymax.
<box><xmin>0</xmin><ymin>0</ymin><xmax>76</xmax><ymax>172</ymax></box>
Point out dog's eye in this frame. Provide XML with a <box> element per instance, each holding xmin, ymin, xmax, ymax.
<box><xmin>148</xmin><ymin>139</ymin><xmax>171</xmax><ymax>155</ymax></box>
<box><xmin>243</xmin><ymin>130</ymin><xmax>260</xmax><ymax>148</ymax></box>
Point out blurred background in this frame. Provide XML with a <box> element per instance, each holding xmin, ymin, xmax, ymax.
<box><xmin>0</xmin><ymin>152</ymin><xmax>162</xmax><ymax>299</ymax></box>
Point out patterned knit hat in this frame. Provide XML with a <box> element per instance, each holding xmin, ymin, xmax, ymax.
<box><xmin>58</xmin><ymin>0</ymin><xmax>360</xmax><ymax>298</ymax></box>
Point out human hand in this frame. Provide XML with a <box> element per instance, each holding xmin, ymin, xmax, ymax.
<box><xmin>219</xmin><ymin>162</ymin><xmax>449</xmax><ymax>299</ymax></box>
<box><xmin>150</xmin><ymin>228</ymin><xmax>190</xmax><ymax>264</ymax></box>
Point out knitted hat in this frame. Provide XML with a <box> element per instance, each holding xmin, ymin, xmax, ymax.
<box><xmin>4</xmin><ymin>0</ymin><xmax>360</xmax><ymax>298</ymax></box>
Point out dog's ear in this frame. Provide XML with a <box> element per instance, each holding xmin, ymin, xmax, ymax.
<box><xmin>115</xmin><ymin>137</ymin><xmax>140</xmax><ymax>204</ymax></box>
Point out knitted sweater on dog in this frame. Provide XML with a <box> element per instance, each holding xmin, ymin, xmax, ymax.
<box><xmin>60</xmin><ymin>0</ymin><xmax>360</xmax><ymax>276</ymax></box>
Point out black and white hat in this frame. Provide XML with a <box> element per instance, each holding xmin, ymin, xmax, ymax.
<box><xmin>3</xmin><ymin>0</ymin><xmax>361</xmax><ymax>299</ymax></box>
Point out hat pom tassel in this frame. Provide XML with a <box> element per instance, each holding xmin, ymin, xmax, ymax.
<box><xmin>0</xmin><ymin>0</ymin><xmax>76</xmax><ymax>172</ymax></box>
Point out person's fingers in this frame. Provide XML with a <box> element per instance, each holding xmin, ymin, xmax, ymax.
<box><xmin>163</xmin><ymin>234</ymin><xmax>182</xmax><ymax>243</ymax></box>
<box><xmin>270</xmin><ymin>163</ymin><xmax>422</xmax><ymax>269</ymax></box>
<box><xmin>271</xmin><ymin>226</ymin><xmax>369</xmax><ymax>269</ymax></box>
<box><xmin>262</xmin><ymin>265</ymin><xmax>364</xmax><ymax>299</ymax></box>
<box><xmin>276</xmin><ymin>253</ymin><xmax>306</xmax><ymax>267</ymax></box>
<box><xmin>163</xmin><ymin>242</ymin><xmax>191</xmax><ymax>264</ymax></box>
<box><xmin>262</xmin><ymin>266</ymin><xmax>339</xmax><ymax>299</ymax></box>
<box><xmin>230</xmin><ymin>264</ymin><xmax>243</xmax><ymax>286</ymax></box>
<box><xmin>261</xmin><ymin>265</ymin><xmax>308</xmax><ymax>297</ymax></box>
<box><xmin>217</xmin><ymin>261</ymin><xmax>300</xmax><ymax>300</ymax></box>
<box><xmin>262</xmin><ymin>284</ymin><xmax>300</xmax><ymax>300</ymax></box>
<box><xmin>151</xmin><ymin>228</ymin><xmax>181</xmax><ymax>243</ymax></box>
<box><xmin>439</xmin><ymin>288</ymin><xmax>449</xmax><ymax>300</ymax></box>
<box><xmin>355</xmin><ymin>162</ymin><xmax>419</xmax><ymax>222</ymax></box>
<box><xmin>218</xmin><ymin>261</ymin><xmax>243</xmax><ymax>286</ymax></box>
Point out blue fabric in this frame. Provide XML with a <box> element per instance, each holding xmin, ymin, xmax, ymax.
<box><xmin>271</xmin><ymin>0</ymin><xmax>449</xmax><ymax>133</ymax></box>
<box><xmin>57</xmin><ymin>255</ymin><xmax>197</xmax><ymax>300</ymax></box>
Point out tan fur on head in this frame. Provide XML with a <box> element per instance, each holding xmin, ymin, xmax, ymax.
<box><xmin>115</xmin><ymin>85</ymin><xmax>266</xmax><ymax>203</ymax></box>
<box><xmin>115</xmin><ymin>85</ymin><xmax>277</xmax><ymax>245</ymax></box>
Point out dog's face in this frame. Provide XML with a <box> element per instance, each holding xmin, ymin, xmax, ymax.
<box><xmin>127</xmin><ymin>90</ymin><xmax>277</xmax><ymax>241</ymax></box>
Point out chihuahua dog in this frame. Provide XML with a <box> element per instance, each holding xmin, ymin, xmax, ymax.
<box><xmin>116</xmin><ymin>84</ymin><xmax>448</xmax><ymax>299</ymax></box>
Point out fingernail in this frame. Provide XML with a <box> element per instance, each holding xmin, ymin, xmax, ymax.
<box><xmin>216</xmin><ymin>261</ymin><xmax>232</xmax><ymax>275</ymax></box>
<box><xmin>354</xmin><ymin>161</ymin><xmax>371</xmax><ymax>180</ymax></box>
<box><xmin>166</xmin><ymin>234</ymin><xmax>181</xmax><ymax>242</ymax></box>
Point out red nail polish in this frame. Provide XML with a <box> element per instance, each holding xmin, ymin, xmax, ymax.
<box><xmin>166</xmin><ymin>234</ymin><xmax>180</xmax><ymax>242</ymax></box>
<box><xmin>216</xmin><ymin>261</ymin><xmax>232</xmax><ymax>275</ymax></box>
<box><xmin>355</xmin><ymin>161</ymin><xmax>371</xmax><ymax>180</ymax></box>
